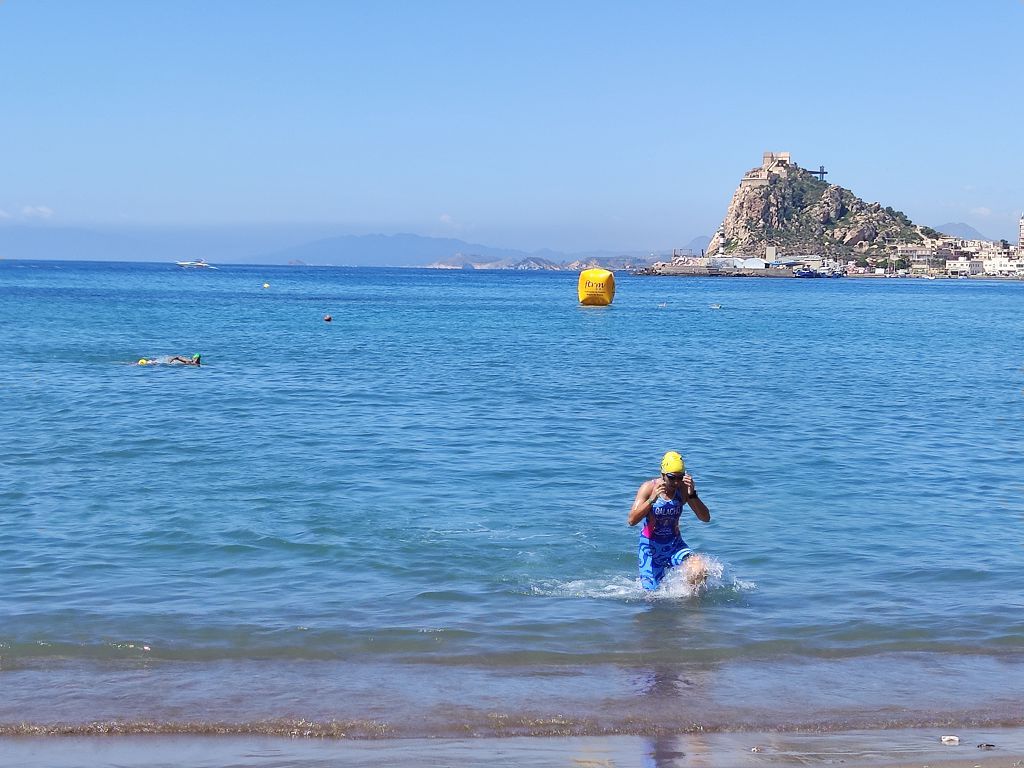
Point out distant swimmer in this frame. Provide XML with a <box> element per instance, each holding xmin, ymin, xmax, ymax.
<box><xmin>138</xmin><ymin>354</ymin><xmax>201</xmax><ymax>366</ymax></box>
<box><xmin>628</xmin><ymin>451</ymin><xmax>712</xmax><ymax>591</ymax></box>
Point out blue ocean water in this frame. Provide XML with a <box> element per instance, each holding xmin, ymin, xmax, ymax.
<box><xmin>1</xmin><ymin>260</ymin><xmax>1022</xmax><ymax>736</ymax></box>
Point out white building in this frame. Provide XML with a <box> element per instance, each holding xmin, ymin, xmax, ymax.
<box><xmin>1019</xmin><ymin>213</ymin><xmax>1024</xmax><ymax>247</ymax></box>
<box><xmin>984</xmin><ymin>254</ymin><xmax>1024</xmax><ymax>276</ymax></box>
<box><xmin>946</xmin><ymin>257</ymin><xmax>984</xmax><ymax>277</ymax></box>
<box><xmin>895</xmin><ymin>245</ymin><xmax>935</xmax><ymax>263</ymax></box>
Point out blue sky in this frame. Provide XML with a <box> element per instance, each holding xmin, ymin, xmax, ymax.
<box><xmin>2</xmin><ymin>0</ymin><xmax>1021</xmax><ymax>251</ymax></box>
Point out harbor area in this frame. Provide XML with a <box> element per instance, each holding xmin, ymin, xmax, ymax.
<box><xmin>635</xmin><ymin>263</ymin><xmax>795</xmax><ymax>277</ymax></box>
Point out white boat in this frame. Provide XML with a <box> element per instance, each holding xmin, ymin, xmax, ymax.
<box><xmin>176</xmin><ymin>259</ymin><xmax>217</xmax><ymax>269</ymax></box>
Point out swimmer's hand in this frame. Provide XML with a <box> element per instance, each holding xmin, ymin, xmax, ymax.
<box><xmin>649</xmin><ymin>479</ymin><xmax>666</xmax><ymax>504</ymax></box>
<box><xmin>682</xmin><ymin>474</ymin><xmax>697</xmax><ymax>500</ymax></box>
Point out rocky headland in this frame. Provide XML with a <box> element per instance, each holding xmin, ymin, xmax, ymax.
<box><xmin>707</xmin><ymin>152</ymin><xmax>940</xmax><ymax>258</ymax></box>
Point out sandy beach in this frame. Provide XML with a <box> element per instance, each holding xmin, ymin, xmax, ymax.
<box><xmin>3</xmin><ymin>728</ymin><xmax>1024</xmax><ymax>768</ymax></box>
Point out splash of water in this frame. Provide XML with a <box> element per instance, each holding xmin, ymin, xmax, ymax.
<box><xmin>655</xmin><ymin>554</ymin><xmax>726</xmax><ymax>599</ymax></box>
<box><xmin>530</xmin><ymin>555</ymin><xmax>754</xmax><ymax>601</ymax></box>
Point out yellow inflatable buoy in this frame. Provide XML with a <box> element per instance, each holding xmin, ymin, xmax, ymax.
<box><xmin>263</xmin><ymin>282</ymin><xmax>270</xmax><ymax>289</ymax></box>
<box><xmin>578</xmin><ymin>268</ymin><xmax>615</xmax><ymax>306</ymax></box>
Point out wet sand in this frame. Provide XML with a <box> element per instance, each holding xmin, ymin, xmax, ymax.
<box><xmin>2</xmin><ymin>727</ymin><xmax>1023</xmax><ymax>768</ymax></box>
<box><xmin>3</xmin><ymin>654</ymin><xmax>1021</xmax><ymax>739</ymax></box>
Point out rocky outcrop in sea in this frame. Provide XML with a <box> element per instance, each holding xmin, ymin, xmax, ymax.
<box><xmin>707</xmin><ymin>153</ymin><xmax>934</xmax><ymax>258</ymax></box>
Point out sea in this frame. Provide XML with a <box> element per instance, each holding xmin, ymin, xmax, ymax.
<box><xmin>1</xmin><ymin>260</ymin><xmax>1022</xmax><ymax>750</ymax></box>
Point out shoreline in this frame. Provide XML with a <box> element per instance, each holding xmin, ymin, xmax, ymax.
<box><xmin>632</xmin><ymin>265</ymin><xmax>1024</xmax><ymax>280</ymax></box>
<box><xmin>2</xmin><ymin>653</ymin><xmax>1021</xmax><ymax>740</ymax></box>
<box><xmin>2</xmin><ymin>728</ymin><xmax>1023</xmax><ymax>768</ymax></box>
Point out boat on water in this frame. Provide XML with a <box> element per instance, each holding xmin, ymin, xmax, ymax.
<box><xmin>175</xmin><ymin>259</ymin><xmax>217</xmax><ymax>269</ymax></box>
<box><xmin>794</xmin><ymin>267</ymin><xmax>843</xmax><ymax>278</ymax></box>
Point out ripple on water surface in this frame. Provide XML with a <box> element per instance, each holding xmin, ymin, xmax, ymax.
<box><xmin>2</xmin><ymin>264</ymin><xmax>1024</xmax><ymax>728</ymax></box>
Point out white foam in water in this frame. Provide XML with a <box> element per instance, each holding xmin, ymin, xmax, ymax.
<box><xmin>131</xmin><ymin>356</ymin><xmax>178</xmax><ymax>366</ymax></box>
<box><xmin>536</xmin><ymin>576</ymin><xmax>641</xmax><ymax>599</ymax></box>
<box><xmin>531</xmin><ymin>555</ymin><xmax>755</xmax><ymax>601</ymax></box>
<box><xmin>650</xmin><ymin>553</ymin><xmax>726</xmax><ymax>599</ymax></box>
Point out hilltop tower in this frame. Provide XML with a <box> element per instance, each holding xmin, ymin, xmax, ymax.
<box><xmin>707</xmin><ymin>151</ymin><xmax>931</xmax><ymax>258</ymax></box>
<box><xmin>740</xmin><ymin>151</ymin><xmax>793</xmax><ymax>188</ymax></box>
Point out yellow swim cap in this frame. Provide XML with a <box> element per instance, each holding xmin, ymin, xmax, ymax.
<box><xmin>661</xmin><ymin>451</ymin><xmax>685</xmax><ymax>475</ymax></box>
<box><xmin>138</xmin><ymin>359</ymin><xmax>148</xmax><ymax>366</ymax></box>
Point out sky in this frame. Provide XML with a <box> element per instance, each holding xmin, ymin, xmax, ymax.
<box><xmin>1</xmin><ymin>0</ymin><xmax>1022</xmax><ymax>252</ymax></box>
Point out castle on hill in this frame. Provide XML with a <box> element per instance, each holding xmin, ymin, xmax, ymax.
<box><xmin>668</xmin><ymin>151</ymin><xmax>1024</xmax><ymax>278</ymax></box>
<box><xmin>739</xmin><ymin>151</ymin><xmax>795</xmax><ymax>188</ymax></box>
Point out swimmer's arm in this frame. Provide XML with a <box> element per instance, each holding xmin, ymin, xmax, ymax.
<box><xmin>628</xmin><ymin>480</ymin><xmax>658</xmax><ymax>527</ymax></box>
<box><xmin>683</xmin><ymin>474</ymin><xmax>710</xmax><ymax>522</ymax></box>
<box><xmin>687</xmin><ymin>494</ymin><xmax>710</xmax><ymax>523</ymax></box>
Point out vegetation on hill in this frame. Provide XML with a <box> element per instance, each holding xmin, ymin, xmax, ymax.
<box><xmin>708</xmin><ymin>163</ymin><xmax>931</xmax><ymax>258</ymax></box>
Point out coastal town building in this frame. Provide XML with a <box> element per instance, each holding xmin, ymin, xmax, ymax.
<box><xmin>657</xmin><ymin>236</ymin><xmax>1024</xmax><ymax>278</ymax></box>
<box><xmin>946</xmin><ymin>257</ymin><xmax>985</xmax><ymax>277</ymax></box>
<box><xmin>983</xmin><ymin>254</ymin><xmax>1024</xmax><ymax>276</ymax></box>
<box><xmin>1019</xmin><ymin>213</ymin><xmax>1024</xmax><ymax>247</ymax></box>
<box><xmin>897</xmin><ymin>230</ymin><xmax>1024</xmax><ymax>277</ymax></box>
<box><xmin>895</xmin><ymin>245</ymin><xmax>938</xmax><ymax>264</ymax></box>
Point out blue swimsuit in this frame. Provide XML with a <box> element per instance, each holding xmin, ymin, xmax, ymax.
<box><xmin>638</xmin><ymin>491</ymin><xmax>693</xmax><ymax>590</ymax></box>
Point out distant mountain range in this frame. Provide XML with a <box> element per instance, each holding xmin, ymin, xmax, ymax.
<box><xmin>931</xmin><ymin>222</ymin><xmax>993</xmax><ymax>241</ymax></box>
<box><xmin>263</xmin><ymin>232</ymin><xmax>557</xmax><ymax>267</ymax></box>
<box><xmin>0</xmin><ymin>225</ymin><xmax>709</xmax><ymax>269</ymax></box>
<box><xmin>0</xmin><ymin>217</ymin><xmax>1007</xmax><ymax>268</ymax></box>
<box><xmin>260</xmin><ymin>232</ymin><xmax>680</xmax><ymax>269</ymax></box>
<box><xmin>685</xmin><ymin>235</ymin><xmax>712</xmax><ymax>254</ymax></box>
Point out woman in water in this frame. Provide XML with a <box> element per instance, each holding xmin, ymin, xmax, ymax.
<box><xmin>628</xmin><ymin>451</ymin><xmax>711</xmax><ymax>590</ymax></box>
